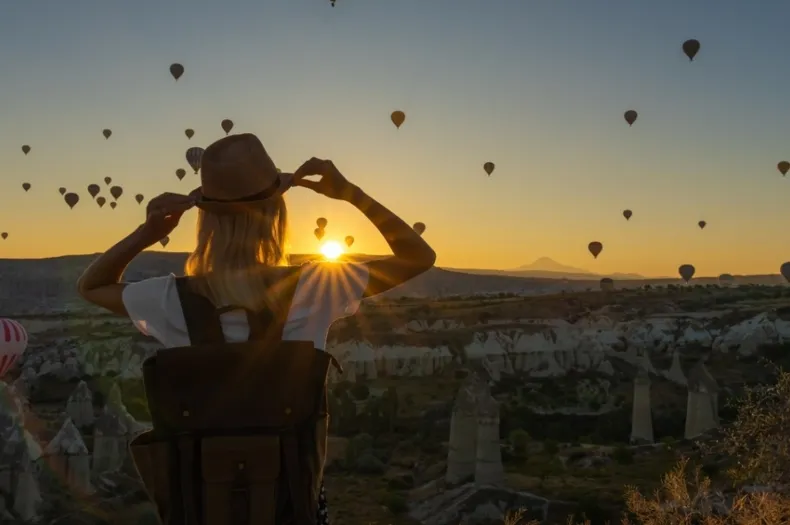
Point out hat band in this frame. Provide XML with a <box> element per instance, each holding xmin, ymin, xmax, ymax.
<box><xmin>202</xmin><ymin>176</ymin><xmax>281</xmax><ymax>203</ymax></box>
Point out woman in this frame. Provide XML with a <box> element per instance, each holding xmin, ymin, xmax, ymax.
<box><xmin>77</xmin><ymin>133</ymin><xmax>436</xmax><ymax>524</ymax></box>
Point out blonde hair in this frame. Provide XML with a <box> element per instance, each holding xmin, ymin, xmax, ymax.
<box><xmin>185</xmin><ymin>197</ymin><xmax>289</xmax><ymax>311</ymax></box>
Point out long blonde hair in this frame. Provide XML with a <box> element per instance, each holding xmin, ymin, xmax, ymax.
<box><xmin>185</xmin><ymin>197</ymin><xmax>289</xmax><ymax>311</ymax></box>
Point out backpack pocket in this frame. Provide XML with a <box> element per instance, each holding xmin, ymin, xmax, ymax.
<box><xmin>129</xmin><ymin>432</ymin><xmax>172</xmax><ymax>522</ymax></box>
<box><xmin>201</xmin><ymin>435</ymin><xmax>281</xmax><ymax>525</ymax></box>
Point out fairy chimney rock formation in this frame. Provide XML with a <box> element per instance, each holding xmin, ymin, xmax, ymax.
<box><xmin>684</xmin><ymin>361</ymin><xmax>720</xmax><ymax>439</ymax></box>
<box><xmin>66</xmin><ymin>380</ymin><xmax>94</xmax><ymax>428</ymax></box>
<box><xmin>630</xmin><ymin>367</ymin><xmax>654</xmax><ymax>444</ymax></box>
<box><xmin>474</xmin><ymin>390</ymin><xmax>504</xmax><ymax>486</ymax></box>
<box><xmin>446</xmin><ymin>375</ymin><xmax>480</xmax><ymax>485</ymax></box>
<box><xmin>0</xmin><ymin>426</ymin><xmax>42</xmax><ymax>522</ymax></box>
<box><xmin>44</xmin><ymin>418</ymin><xmax>92</xmax><ymax>494</ymax></box>
<box><xmin>92</xmin><ymin>410</ymin><xmax>128</xmax><ymax>473</ymax></box>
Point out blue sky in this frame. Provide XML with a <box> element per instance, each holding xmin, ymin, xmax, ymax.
<box><xmin>1</xmin><ymin>0</ymin><xmax>789</xmax><ymax>277</ymax></box>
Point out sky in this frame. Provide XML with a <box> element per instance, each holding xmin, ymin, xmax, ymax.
<box><xmin>1</xmin><ymin>0</ymin><xmax>790</xmax><ymax>277</ymax></box>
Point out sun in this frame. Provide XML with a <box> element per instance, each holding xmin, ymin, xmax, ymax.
<box><xmin>320</xmin><ymin>240</ymin><xmax>345</xmax><ymax>261</ymax></box>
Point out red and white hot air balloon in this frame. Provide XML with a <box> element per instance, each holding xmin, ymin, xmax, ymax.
<box><xmin>0</xmin><ymin>318</ymin><xmax>28</xmax><ymax>377</ymax></box>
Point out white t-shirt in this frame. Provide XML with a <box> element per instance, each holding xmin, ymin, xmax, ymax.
<box><xmin>121</xmin><ymin>262</ymin><xmax>370</xmax><ymax>350</ymax></box>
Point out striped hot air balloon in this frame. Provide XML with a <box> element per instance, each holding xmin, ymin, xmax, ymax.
<box><xmin>0</xmin><ymin>319</ymin><xmax>28</xmax><ymax>377</ymax></box>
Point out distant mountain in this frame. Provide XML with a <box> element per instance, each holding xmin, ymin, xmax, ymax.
<box><xmin>445</xmin><ymin>257</ymin><xmax>648</xmax><ymax>280</ymax></box>
<box><xmin>516</xmin><ymin>257</ymin><xmax>590</xmax><ymax>274</ymax></box>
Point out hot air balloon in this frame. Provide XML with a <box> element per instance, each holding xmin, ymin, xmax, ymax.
<box><xmin>483</xmin><ymin>162</ymin><xmax>495</xmax><ymax>176</ymax></box>
<box><xmin>97</xmin><ymin>196</ymin><xmax>106</xmax><ymax>208</ymax></box>
<box><xmin>698</xmin><ymin>220</ymin><xmax>706</xmax><ymax>230</ymax></box>
<box><xmin>0</xmin><ymin>318</ymin><xmax>28</xmax><ymax>377</ymax></box>
<box><xmin>87</xmin><ymin>184</ymin><xmax>100</xmax><ymax>199</ymax></box>
<box><xmin>778</xmin><ymin>161</ymin><xmax>789</xmax><ymax>176</ymax></box>
<box><xmin>175</xmin><ymin>169</ymin><xmax>186</xmax><ymax>181</ymax></box>
<box><xmin>391</xmin><ymin>111</ymin><xmax>405</xmax><ymax>129</ymax></box>
<box><xmin>781</xmin><ymin>262</ymin><xmax>790</xmax><ymax>283</ymax></box>
<box><xmin>160</xmin><ymin>236</ymin><xmax>170</xmax><ymax>248</ymax></box>
<box><xmin>58</xmin><ymin>187</ymin><xmax>66</xmax><ymax>196</ymax></box>
<box><xmin>185</xmin><ymin>129</ymin><xmax>195</xmax><ymax>139</ymax></box>
<box><xmin>170</xmin><ymin>63</ymin><xmax>184</xmax><ymax>81</ymax></box>
<box><xmin>314</xmin><ymin>228</ymin><xmax>325</xmax><ymax>241</ymax></box>
<box><xmin>104</xmin><ymin>177</ymin><xmax>112</xmax><ymax>185</ymax></box>
<box><xmin>345</xmin><ymin>236</ymin><xmax>354</xmax><ymax>248</ymax></box>
<box><xmin>624</xmin><ymin>110</ymin><xmax>638</xmax><ymax>126</ymax></box>
<box><xmin>64</xmin><ymin>193</ymin><xmax>79</xmax><ymax>209</ymax></box>
<box><xmin>588</xmin><ymin>241</ymin><xmax>603</xmax><ymax>259</ymax></box>
<box><xmin>682</xmin><ymin>39</ymin><xmax>701</xmax><ymax>61</ymax></box>
<box><xmin>110</xmin><ymin>202</ymin><xmax>117</xmax><ymax>209</ymax></box>
<box><xmin>718</xmin><ymin>273</ymin><xmax>735</xmax><ymax>287</ymax></box>
<box><xmin>135</xmin><ymin>194</ymin><xmax>144</xmax><ymax>205</ymax></box>
<box><xmin>186</xmin><ymin>147</ymin><xmax>204</xmax><ymax>174</ymax></box>
<box><xmin>1</xmin><ymin>233</ymin><xmax>7</xmax><ymax>240</ymax></box>
<box><xmin>600</xmin><ymin>278</ymin><xmax>614</xmax><ymax>292</ymax></box>
<box><xmin>21</xmin><ymin>145</ymin><xmax>30</xmax><ymax>155</ymax></box>
<box><xmin>110</xmin><ymin>186</ymin><xmax>123</xmax><ymax>200</ymax></box>
<box><xmin>221</xmin><ymin>119</ymin><xmax>234</xmax><ymax>135</ymax></box>
<box><xmin>316</xmin><ymin>217</ymin><xmax>328</xmax><ymax>229</ymax></box>
<box><xmin>413</xmin><ymin>222</ymin><xmax>426</xmax><ymax>235</ymax></box>
<box><xmin>102</xmin><ymin>129</ymin><xmax>112</xmax><ymax>140</ymax></box>
<box><xmin>22</xmin><ymin>183</ymin><xmax>30</xmax><ymax>192</ymax></box>
<box><xmin>623</xmin><ymin>209</ymin><xmax>633</xmax><ymax>221</ymax></box>
<box><xmin>678</xmin><ymin>264</ymin><xmax>696</xmax><ymax>283</ymax></box>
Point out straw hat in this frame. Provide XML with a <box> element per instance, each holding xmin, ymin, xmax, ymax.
<box><xmin>194</xmin><ymin>133</ymin><xmax>293</xmax><ymax>212</ymax></box>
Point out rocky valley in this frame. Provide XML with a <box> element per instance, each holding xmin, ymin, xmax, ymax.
<box><xmin>1</xmin><ymin>255</ymin><xmax>789</xmax><ymax>524</ymax></box>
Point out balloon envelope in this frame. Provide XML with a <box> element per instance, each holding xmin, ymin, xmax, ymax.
<box><xmin>624</xmin><ymin>110</ymin><xmax>638</xmax><ymax>126</ymax></box>
<box><xmin>21</xmin><ymin>145</ymin><xmax>30</xmax><ymax>155</ymax></box>
<box><xmin>0</xmin><ymin>318</ymin><xmax>28</xmax><ymax>377</ymax></box>
<box><xmin>110</xmin><ymin>202</ymin><xmax>117</xmax><ymax>209</ymax></box>
<box><xmin>170</xmin><ymin>63</ymin><xmax>184</xmax><ymax>80</ymax></box>
<box><xmin>778</xmin><ymin>161</ymin><xmax>789</xmax><ymax>176</ymax></box>
<box><xmin>413</xmin><ymin>222</ymin><xmax>426</xmax><ymax>235</ymax></box>
<box><xmin>97</xmin><ymin>197</ymin><xmax>106</xmax><ymax>208</ymax></box>
<box><xmin>160</xmin><ymin>236</ymin><xmax>170</xmax><ymax>248</ymax></box>
<box><xmin>678</xmin><ymin>264</ymin><xmax>696</xmax><ymax>283</ymax></box>
<box><xmin>483</xmin><ymin>162</ymin><xmax>495</xmax><ymax>176</ymax></box>
<box><xmin>87</xmin><ymin>184</ymin><xmax>100</xmax><ymax>198</ymax></box>
<box><xmin>0</xmin><ymin>233</ymin><xmax>7</xmax><ymax>240</ymax></box>
<box><xmin>698</xmin><ymin>220</ymin><xmax>706</xmax><ymax>229</ymax></box>
<box><xmin>682</xmin><ymin>39</ymin><xmax>701</xmax><ymax>61</ymax></box>
<box><xmin>186</xmin><ymin>147</ymin><xmax>204</xmax><ymax>173</ymax></box>
<box><xmin>22</xmin><ymin>183</ymin><xmax>30</xmax><ymax>192</ymax></box>
<box><xmin>135</xmin><ymin>194</ymin><xmax>144</xmax><ymax>204</ymax></box>
<box><xmin>588</xmin><ymin>241</ymin><xmax>603</xmax><ymax>259</ymax></box>
<box><xmin>104</xmin><ymin>177</ymin><xmax>112</xmax><ymax>185</ymax></box>
<box><xmin>391</xmin><ymin>111</ymin><xmax>406</xmax><ymax>128</ymax></box>
<box><xmin>314</xmin><ymin>228</ymin><xmax>325</xmax><ymax>241</ymax></box>
<box><xmin>59</xmin><ymin>187</ymin><xmax>66</xmax><ymax>195</ymax></box>
<box><xmin>110</xmin><ymin>186</ymin><xmax>123</xmax><ymax>200</ymax></box>
<box><xmin>185</xmin><ymin>129</ymin><xmax>194</xmax><ymax>139</ymax></box>
<box><xmin>64</xmin><ymin>193</ymin><xmax>79</xmax><ymax>209</ymax></box>
<box><xmin>623</xmin><ymin>209</ymin><xmax>632</xmax><ymax>220</ymax></box>
<box><xmin>345</xmin><ymin>236</ymin><xmax>354</xmax><ymax>248</ymax></box>
<box><xmin>176</xmin><ymin>169</ymin><xmax>186</xmax><ymax>181</ymax></box>
<box><xmin>221</xmin><ymin>119</ymin><xmax>234</xmax><ymax>135</ymax></box>
<box><xmin>102</xmin><ymin>129</ymin><xmax>112</xmax><ymax>139</ymax></box>
<box><xmin>316</xmin><ymin>217</ymin><xmax>328</xmax><ymax>229</ymax></box>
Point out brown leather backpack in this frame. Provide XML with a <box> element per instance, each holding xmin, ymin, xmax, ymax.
<box><xmin>129</xmin><ymin>271</ymin><xmax>338</xmax><ymax>525</ymax></box>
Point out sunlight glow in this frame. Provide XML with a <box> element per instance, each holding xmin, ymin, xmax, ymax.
<box><xmin>320</xmin><ymin>240</ymin><xmax>345</xmax><ymax>261</ymax></box>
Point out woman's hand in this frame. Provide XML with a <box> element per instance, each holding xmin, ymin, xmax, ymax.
<box><xmin>293</xmin><ymin>158</ymin><xmax>356</xmax><ymax>200</ymax></box>
<box><xmin>138</xmin><ymin>192</ymin><xmax>196</xmax><ymax>244</ymax></box>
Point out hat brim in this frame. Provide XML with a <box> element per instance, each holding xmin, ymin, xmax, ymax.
<box><xmin>194</xmin><ymin>172</ymin><xmax>294</xmax><ymax>212</ymax></box>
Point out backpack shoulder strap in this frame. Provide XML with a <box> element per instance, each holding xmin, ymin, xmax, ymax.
<box><xmin>174</xmin><ymin>276</ymin><xmax>225</xmax><ymax>345</ymax></box>
<box><xmin>246</xmin><ymin>266</ymin><xmax>304</xmax><ymax>344</ymax></box>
